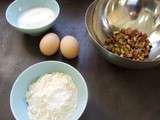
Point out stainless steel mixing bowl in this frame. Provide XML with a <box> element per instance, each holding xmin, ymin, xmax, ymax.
<box><xmin>85</xmin><ymin>0</ymin><xmax>160</xmax><ymax>68</ymax></box>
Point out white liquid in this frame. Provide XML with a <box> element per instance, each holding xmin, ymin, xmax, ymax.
<box><xmin>17</xmin><ymin>7</ymin><xmax>55</xmax><ymax>29</ymax></box>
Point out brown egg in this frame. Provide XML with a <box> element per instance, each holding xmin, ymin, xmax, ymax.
<box><xmin>40</xmin><ymin>33</ymin><xmax>60</xmax><ymax>56</ymax></box>
<box><xmin>60</xmin><ymin>35</ymin><xmax>80</xmax><ymax>59</ymax></box>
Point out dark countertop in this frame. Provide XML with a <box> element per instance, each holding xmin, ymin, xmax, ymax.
<box><xmin>1</xmin><ymin>0</ymin><xmax>160</xmax><ymax>120</ymax></box>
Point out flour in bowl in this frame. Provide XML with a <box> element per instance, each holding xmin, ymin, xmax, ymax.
<box><xmin>26</xmin><ymin>72</ymin><xmax>77</xmax><ymax>120</ymax></box>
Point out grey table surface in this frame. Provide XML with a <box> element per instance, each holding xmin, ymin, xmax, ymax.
<box><xmin>1</xmin><ymin>0</ymin><xmax>160</xmax><ymax>120</ymax></box>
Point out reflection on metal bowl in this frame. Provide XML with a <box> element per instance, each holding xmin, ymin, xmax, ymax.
<box><xmin>85</xmin><ymin>0</ymin><xmax>160</xmax><ymax>69</ymax></box>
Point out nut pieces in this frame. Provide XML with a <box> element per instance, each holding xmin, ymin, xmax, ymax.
<box><xmin>104</xmin><ymin>28</ymin><xmax>152</xmax><ymax>61</ymax></box>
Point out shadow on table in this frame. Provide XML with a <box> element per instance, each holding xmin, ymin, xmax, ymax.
<box><xmin>80</xmin><ymin>100</ymin><xmax>113</xmax><ymax>120</ymax></box>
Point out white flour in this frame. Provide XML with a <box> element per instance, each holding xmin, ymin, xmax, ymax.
<box><xmin>26</xmin><ymin>72</ymin><xmax>77</xmax><ymax>120</ymax></box>
<box><xmin>17</xmin><ymin>7</ymin><xmax>55</xmax><ymax>29</ymax></box>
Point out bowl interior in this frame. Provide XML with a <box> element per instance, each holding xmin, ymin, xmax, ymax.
<box><xmin>6</xmin><ymin>0</ymin><xmax>60</xmax><ymax>29</ymax></box>
<box><xmin>10</xmin><ymin>61</ymin><xmax>88</xmax><ymax>120</ymax></box>
<box><xmin>105</xmin><ymin>0</ymin><xmax>160</xmax><ymax>61</ymax></box>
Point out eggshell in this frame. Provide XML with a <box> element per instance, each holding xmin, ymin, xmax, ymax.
<box><xmin>40</xmin><ymin>33</ymin><xmax>60</xmax><ymax>56</ymax></box>
<box><xmin>60</xmin><ymin>35</ymin><xmax>80</xmax><ymax>59</ymax></box>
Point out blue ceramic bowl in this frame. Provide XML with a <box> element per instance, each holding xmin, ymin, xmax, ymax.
<box><xmin>10</xmin><ymin>61</ymin><xmax>88</xmax><ymax>120</ymax></box>
<box><xmin>6</xmin><ymin>0</ymin><xmax>60</xmax><ymax>35</ymax></box>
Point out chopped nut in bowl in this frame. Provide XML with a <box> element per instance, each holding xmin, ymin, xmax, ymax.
<box><xmin>104</xmin><ymin>28</ymin><xmax>152</xmax><ymax>61</ymax></box>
